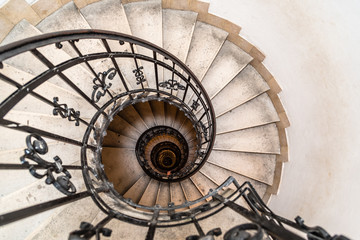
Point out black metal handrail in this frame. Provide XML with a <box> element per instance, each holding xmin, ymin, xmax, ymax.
<box><xmin>0</xmin><ymin>30</ymin><xmax>351</xmax><ymax>240</ymax></box>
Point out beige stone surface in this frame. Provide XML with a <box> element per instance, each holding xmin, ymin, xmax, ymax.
<box><xmin>212</xmin><ymin>64</ymin><xmax>270</xmax><ymax>117</ymax></box>
<box><xmin>31</xmin><ymin>0</ymin><xmax>62</xmax><ymax>19</ymax></box>
<box><xmin>216</xmin><ymin>93</ymin><xmax>279</xmax><ymax>134</ymax></box>
<box><xmin>208</xmin><ymin>150</ymin><xmax>276</xmax><ymax>185</ymax></box>
<box><xmin>200</xmin><ymin>40</ymin><xmax>252</xmax><ymax>98</ymax></box>
<box><xmin>118</xmin><ymin>105</ymin><xmax>148</xmax><ymax>133</ymax></box>
<box><xmin>185</xmin><ymin>21</ymin><xmax>228</xmax><ymax>80</ymax></box>
<box><xmin>138</xmin><ymin>178</ymin><xmax>159</xmax><ymax>206</ymax></box>
<box><xmin>123</xmin><ymin>174</ymin><xmax>151</xmax><ymax>203</ymax></box>
<box><xmin>103</xmin><ymin>130</ymin><xmax>137</xmax><ymax>148</ymax></box>
<box><xmin>214</xmin><ymin>123</ymin><xmax>280</xmax><ymax>154</ymax></box>
<box><xmin>102</xmin><ymin>147</ymin><xmax>144</xmax><ymax>194</ymax></box>
<box><xmin>0</xmin><ymin>13</ymin><xmax>14</xmax><ymax>42</ymax></box>
<box><xmin>108</xmin><ymin>115</ymin><xmax>141</xmax><ymax>140</ymax></box>
<box><xmin>26</xmin><ymin>197</ymin><xmax>99</xmax><ymax>240</ymax></box>
<box><xmin>0</xmin><ymin>0</ymin><xmax>41</xmax><ymax>25</ymax></box>
<box><xmin>133</xmin><ymin>101</ymin><xmax>157</xmax><ymax>128</ymax></box>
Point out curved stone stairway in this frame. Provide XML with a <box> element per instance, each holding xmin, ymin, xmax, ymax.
<box><xmin>0</xmin><ymin>0</ymin><xmax>289</xmax><ymax>239</ymax></box>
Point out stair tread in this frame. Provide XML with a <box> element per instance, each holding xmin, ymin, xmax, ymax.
<box><xmin>149</xmin><ymin>100</ymin><xmax>165</xmax><ymax>125</ymax></box>
<box><xmin>0</xmin><ymin>170</ymin><xmax>84</xmax><ymax>213</ymax></box>
<box><xmin>163</xmin><ymin>9</ymin><xmax>197</xmax><ymax>62</ymax></box>
<box><xmin>156</xmin><ymin>181</ymin><xmax>170</xmax><ymax>208</ymax></box>
<box><xmin>117</xmin><ymin>105</ymin><xmax>148</xmax><ymax>133</ymax></box>
<box><xmin>25</xmin><ymin>197</ymin><xmax>98</xmax><ymax>240</ymax></box>
<box><xmin>212</xmin><ymin>65</ymin><xmax>270</xmax><ymax>116</ymax></box>
<box><xmin>102</xmin><ymin>147</ymin><xmax>144</xmax><ymax>195</ymax></box>
<box><xmin>217</xmin><ymin>93</ymin><xmax>280</xmax><ymax>134</ymax></box>
<box><xmin>0</xmin><ymin>63</ymin><xmax>97</xmax><ymax>118</ymax></box>
<box><xmin>138</xmin><ymin>178</ymin><xmax>159</xmax><ymax>207</ymax></box>
<box><xmin>164</xmin><ymin>102</ymin><xmax>177</xmax><ymax>127</ymax></box>
<box><xmin>185</xmin><ymin>21</ymin><xmax>228</xmax><ymax>80</ymax></box>
<box><xmin>36</xmin><ymin>2</ymin><xmax>118</xmax><ymax>91</ymax></box>
<box><xmin>214</xmin><ymin>123</ymin><xmax>280</xmax><ymax>154</ymax></box>
<box><xmin>180</xmin><ymin>178</ymin><xmax>203</xmax><ymax>206</ymax></box>
<box><xmin>201</xmin><ymin>163</ymin><xmax>267</xmax><ymax>198</ymax></box>
<box><xmin>170</xmin><ymin>182</ymin><xmax>187</xmax><ymax>210</ymax></box>
<box><xmin>80</xmin><ymin>0</ymin><xmax>142</xmax><ymax>92</ymax></box>
<box><xmin>133</xmin><ymin>101</ymin><xmax>157</xmax><ymax>128</ymax></box>
<box><xmin>108</xmin><ymin>115</ymin><xmax>141</xmax><ymax>140</ymax></box>
<box><xmin>103</xmin><ymin>129</ymin><xmax>137</xmax><ymax>148</ymax></box>
<box><xmin>124</xmin><ymin>0</ymin><xmax>163</xmax><ymax>89</ymax></box>
<box><xmin>190</xmin><ymin>171</ymin><xmax>219</xmax><ymax>198</ymax></box>
<box><xmin>123</xmin><ymin>174</ymin><xmax>151</xmax><ymax>204</ymax></box>
<box><xmin>201</xmin><ymin>40</ymin><xmax>253</xmax><ymax>99</ymax></box>
<box><xmin>208</xmin><ymin>150</ymin><xmax>276</xmax><ymax>185</ymax></box>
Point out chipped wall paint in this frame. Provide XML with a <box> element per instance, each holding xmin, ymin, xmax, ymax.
<box><xmin>207</xmin><ymin>0</ymin><xmax>360</xmax><ymax>238</ymax></box>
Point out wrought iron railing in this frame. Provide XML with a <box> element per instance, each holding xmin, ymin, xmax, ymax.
<box><xmin>0</xmin><ymin>30</ymin><xmax>351</xmax><ymax>239</ymax></box>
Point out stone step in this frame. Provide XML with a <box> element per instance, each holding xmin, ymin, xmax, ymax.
<box><xmin>108</xmin><ymin>114</ymin><xmax>141</xmax><ymax>140</ymax></box>
<box><xmin>207</xmin><ymin>150</ymin><xmax>276</xmax><ymax>185</ymax></box>
<box><xmin>36</xmin><ymin>2</ymin><xmax>123</xmax><ymax>95</ymax></box>
<box><xmin>138</xmin><ymin>178</ymin><xmax>159</xmax><ymax>207</ymax></box>
<box><xmin>103</xmin><ymin>130</ymin><xmax>137</xmax><ymax>148</ymax></box>
<box><xmin>164</xmin><ymin>102</ymin><xmax>177</xmax><ymax>127</ymax></box>
<box><xmin>179</xmin><ymin>178</ymin><xmax>204</xmax><ymax>208</ymax></box>
<box><xmin>214</xmin><ymin>123</ymin><xmax>280</xmax><ymax>154</ymax></box>
<box><xmin>162</xmin><ymin>9</ymin><xmax>197</xmax><ymax>97</ymax></box>
<box><xmin>4</xmin><ymin>110</ymin><xmax>88</xmax><ymax>141</ymax></box>
<box><xmin>149</xmin><ymin>100</ymin><xmax>165</xmax><ymax>125</ymax></box>
<box><xmin>80</xmin><ymin>0</ymin><xmax>144</xmax><ymax>92</ymax></box>
<box><xmin>185</xmin><ymin>21</ymin><xmax>228</xmax><ymax>81</ymax></box>
<box><xmin>123</xmin><ymin>0</ymin><xmax>163</xmax><ymax>89</ymax></box>
<box><xmin>0</xmin><ymin>20</ymin><xmax>102</xmax><ymax>102</ymax></box>
<box><xmin>123</xmin><ymin>174</ymin><xmax>151</xmax><ymax>204</ymax></box>
<box><xmin>200</xmin><ymin>162</ymin><xmax>267</xmax><ymax>198</ymax></box>
<box><xmin>217</xmin><ymin>93</ymin><xmax>280</xmax><ymax>134</ymax></box>
<box><xmin>170</xmin><ymin>182</ymin><xmax>188</xmax><ymax>211</ymax></box>
<box><xmin>117</xmin><ymin>105</ymin><xmax>148</xmax><ymax>133</ymax></box>
<box><xmin>199</xmin><ymin>40</ymin><xmax>252</xmax><ymax>99</ymax></box>
<box><xmin>133</xmin><ymin>101</ymin><xmax>157</xmax><ymax>128</ymax></box>
<box><xmin>212</xmin><ymin>64</ymin><xmax>270</xmax><ymax>117</ymax></box>
<box><xmin>190</xmin><ymin>171</ymin><xmax>220</xmax><ymax>200</ymax></box>
<box><xmin>25</xmin><ymin>197</ymin><xmax>99</xmax><ymax>240</ymax></box>
<box><xmin>102</xmin><ymin>147</ymin><xmax>144</xmax><ymax>195</ymax></box>
<box><xmin>155</xmin><ymin>181</ymin><xmax>170</xmax><ymax>208</ymax></box>
<box><xmin>0</xmin><ymin>63</ymin><xmax>97</xmax><ymax>118</ymax></box>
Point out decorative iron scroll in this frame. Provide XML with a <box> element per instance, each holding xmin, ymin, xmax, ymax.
<box><xmin>69</xmin><ymin>221</ymin><xmax>112</xmax><ymax>240</ymax></box>
<box><xmin>91</xmin><ymin>68</ymin><xmax>116</xmax><ymax>103</ymax></box>
<box><xmin>133</xmin><ymin>66</ymin><xmax>146</xmax><ymax>85</ymax></box>
<box><xmin>159</xmin><ymin>79</ymin><xmax>185</xmax><ymax>91</ymax></box>
<box><xmin>20</xmin><ymin>134</ymin><xmax>76</xmax><ymax>195</ymax></box>
<box><xmin>53</xmin><ymin>97</ymin><xmax>80</xmax><ymax>126</ymax></box>
<box><xmin>191</xmin><ymin>100</ymin><xmax>200</xmax><ymax>111</ymax></box>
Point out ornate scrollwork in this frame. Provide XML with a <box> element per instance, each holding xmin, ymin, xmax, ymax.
<box><xmin>191</xmin><ymin>100</ymin><xmax>200</xmax><ymax>111</ymax></box>
<box><xmin>224</xmin><ymin>224</ymin><xmax>263</xmax><ymax>240</ymax></box>
<box><xmin>20</xmin><ymin>134</ymin><xmax>76</xmax><ymax>195</ymax></box>
<box><xmin>53</xmin><ymin>97</ymin><xmax>80</xmax><ymax>126</ymax></box>
<box><xmin>133</xmin><ymin>66</ymin><xmax>146</xmax><ymax>85</ymax></box>
<box><xmin>159</xmin><ymin>79</ymin><xmax>186</xmax><ymax>91</ymax></box>
<box><xmin>91</xmin><ymin>68</ymin><xmax>116</xmax><ymax>103</ymax></box>
<box><xmin>69</xmin><ymin>221</ymin><xmax>112</xmax><ymax>240</ymax></box>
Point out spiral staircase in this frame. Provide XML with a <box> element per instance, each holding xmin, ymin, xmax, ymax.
<box><xmin>0</xmin><ymin>0</ymin><xmax>294</xmax><ymax>239</ymax></box>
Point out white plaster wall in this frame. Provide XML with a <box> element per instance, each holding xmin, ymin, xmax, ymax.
<box><xmin>207</xmin><ymin>0</ymin><xmax>360</xmax><ymax>238</ymax></box>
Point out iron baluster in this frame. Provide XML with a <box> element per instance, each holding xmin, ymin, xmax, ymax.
<box><xmin>182</xmin><ymin>77</ymin><xmax>190</xmax><ymax>102</ymax></box>
<box><xmin>130</xmin><ymin>43</ymin><xmax>146</xmax><ymax>88</ymax></box>
<box><xmin>101</xmin><ymin>39</ymin><xmax>132</xmax><ymax>98</ymax></box>
<box><xmin>29</xmin><ymin>49</ymin><xmax>103</xmax><ymax>113</ymax></box>
<box><xmin>0</xmin><ymin>118</ymin><xmax>96</xmax><ymax>150</ymax></box>
<box><xmin>0</xmin><ymin>189</ymin><xmax>102</xmax><ymax>226</ymax></box>
<box><xmin>153</xmin><ymin>51</ymin><xmax>160</xmax><ymax>96</ymax></box>
<box><xmin>145</xmin><ymin>208</ymin><xmax>160</xmax><ymax>240</ymax></box>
